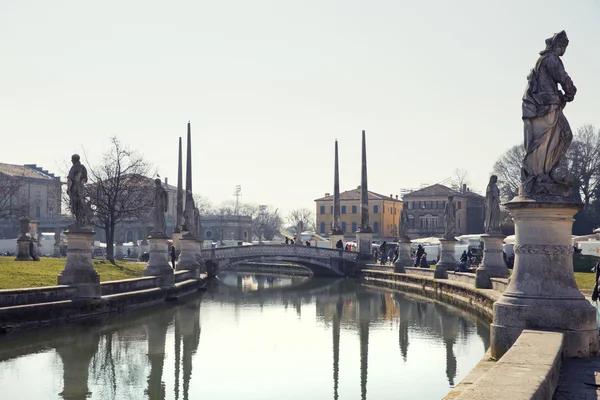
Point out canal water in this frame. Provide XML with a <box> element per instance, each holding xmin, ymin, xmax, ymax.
<box><xmin>0</xmin><ymin>272</ymin><xmax>489</xmax><ymax>399</ymax></box>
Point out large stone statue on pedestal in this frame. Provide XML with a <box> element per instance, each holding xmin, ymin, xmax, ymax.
<box><xmin>144</xmin><ymin>179</ymin><xmax>174</xmax><ymax>288</ymax></box>
<box><xmin>435</xmin><ymin>196</ymin><xmax>458</xmax><ymax>279</ymax></box>
<box><xmin>15</xmin><ymin>216</ymin><xmax>33</xmax><ymax>261</ymax></box>
<box><xmin>521</xmin><ymin>30</ymin><xmax>576</xmax><ymax>197</ymax></box>
<box><xmin>152</xmin><ymin>179</ymin><xmax>168</xmax><ymax>236</ymax></box>
<box><xmin>490</xmin><ymin>31</ymin><xmax>598</xmax><ymax>359</ymax></box>
<box><xmin>57</xmin><ymin>154</ymin><xmax>100</xmax><ymax>298</ymax></box>
<box><xmin>394</xmin><ymin>208</ymin><xmax>412</xmax><ymax>273</ymax></box>
<box><xmin>476</xmin><ymin>175</ymin><xmax>509</xmax><ymax>289</ymax></box>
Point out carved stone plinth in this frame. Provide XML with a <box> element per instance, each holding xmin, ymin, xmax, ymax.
<box><xmin>475</xmin><ymin>232</ymin><xmax>509</xmax><ymax>289</ymax></box>
<box><xmin>490</xmin><ymin>197</ymin><xmax>599</xmax><ymax>359</ymax></box>
<box><xmin>138</xmin><ymin>240</ymin><xmax>149</xmax><ymax>261</ymax></box>
<box><xmin>356</xmin><ymin>230</ymin><xmax>373</xmax><ymax>267</ymax></box>
<box><xmin>52</xmin><ymin>243</ymin><xmax>62</xmax><ymax>258</ymax></box>
<box><xmin>57</xmin><ymin>228</ymin><xmax>101</xmax><ymax>298</ymax></box>
<box><xmin>329</xmin><ymin>233</ymin><xmax>344</xmax><ymax>250</ymax></box>
<box><xmin>394</xmin><ymin>236</ymin><xmax>412</xmax><ymax>273</ymax></box>
<box><xmin>434</xmin><ymin>237</ymin><xmax>457</xmax><ymax>279</ymax></box>
<box><xmin>15</xmin><ymin>237</ymin><xmax>33</xmax><ymax>261</ymax></box>
<box><xmin>115</xmin><ymin>243</ymin><xmax>124</xmax><ymax>260</ymax></box>
<box><xmin>143</xmin><ymin>235</ymin><xmax>174</xmax><ymax>288</ymax></box>
<box><xmin>176</xmin><ymin>236</ymin><xmax>200</xmax><ymax>277</ymax></box>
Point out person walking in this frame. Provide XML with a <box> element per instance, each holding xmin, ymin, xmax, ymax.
<box><xmin>170</xmin><ymin>245</ymin><xmax>177</xmax><ymax>269</ymax></box>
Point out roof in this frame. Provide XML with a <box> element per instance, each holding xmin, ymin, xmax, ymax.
<box><xmin>0</xmin><ymin>163</ymin><xmax>59</xmax><ymax>181</ymax></box>
<box><xmin>402</xmin><ymin>184</ymin><xmax>463</xmax><ymax>198</ymax></box>
<box><xmin>315</xmin><ymin>188</ymin><xmax>401</xmax><ymax>202</ymax></box>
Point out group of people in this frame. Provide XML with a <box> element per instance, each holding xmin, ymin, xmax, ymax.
<box><xmin>284</xmin><ymin>237</ymin><xmax>312</xmax><ymax>246</ymax></box>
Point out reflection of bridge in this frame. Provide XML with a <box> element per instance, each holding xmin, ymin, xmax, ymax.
<box><xmin>199</xmin><ymin>245</ymin><xmax>360</xmax><ymax>277</ymax></box>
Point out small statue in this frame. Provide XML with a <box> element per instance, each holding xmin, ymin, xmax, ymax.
<box><xmin>183</xmin><ymin>192</ymin><xmax>196</xmax><ymax>237</ymax></box>
<box><xmin>443</xmin><ymin>195</ymin><xmax>456</xmax><ymax>237</ymax></box>
<box><xmin>521</xmin><ymin>30</ymin><xmax>576</xmax><ymax>196</ymax></box>
<box><xmin>485</xmin><ymin>175</ymin><xmax>501</xmax><ymax>233</ymax></box>
<box><xmin>398</xmin><ymin>207</ymin><xmax>410</xmax><ymax>237</ymax></box>
<box><xmin>151</xmin><ymin>179</ymin><xmax>168</xmax><ymax>235</ymax></box>
<box><xmin>67</xmin><ymin>154</ymin><xmax>90</xmax><ymax>228</ymax></box>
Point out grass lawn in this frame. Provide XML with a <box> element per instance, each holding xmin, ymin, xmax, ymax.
<box><xmin>0</xmin><ymin>256</ymin><xmax>145</xmax><ymax>290</ymax></box>
<box><xmin>574</xmin><ymin>271</ymin><xmax>597</xmax><ymax>291</ymax></box>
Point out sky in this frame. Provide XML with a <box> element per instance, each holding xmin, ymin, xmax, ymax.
<box><xmin>1</xmin><ymin>0</ymin><xmax>599</xmax><ymax>218</ymax></box>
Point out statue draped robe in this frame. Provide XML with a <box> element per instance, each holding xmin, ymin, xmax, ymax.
<box><xmin>485</xmin><ymin>183</ymin><xmax>501</xmax><ymax>233</ymax></box>
<box><xmin>521</xmin><ymin>53</ymin><xmax>576</xmax><ymax>193</ymax></box>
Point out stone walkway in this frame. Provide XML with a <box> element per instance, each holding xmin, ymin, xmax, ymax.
<box><xmin>554</xmin><ymin>356</ymin><xmax>600</xmax><ymax>399</ymax></box>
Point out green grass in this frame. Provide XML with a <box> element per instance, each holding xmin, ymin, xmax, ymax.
<box><xmin>574</xmin><ymin>271</ymin><xmax>597</xmax><ymax>291</ymax></box>
<box><xmin>0</xmin><ymin>256</ymin><xmax>145</xmax><ymax>290</ymax></box>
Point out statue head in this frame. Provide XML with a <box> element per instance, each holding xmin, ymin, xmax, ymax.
<box><xmin>540</xmin><ymin>30</ymin><xmax>569</xmax><ymax>56</ymax></box>
<box><xmin>154</xmin><ymin>178</ymin><xmax>161</xmax><ymax>186</ymax></box>
<box><xmin>489</xmin><ymin>175</ymin><xmax>498</xmax><ymax>184</ymax></box>
<box><xmin>71</xmin><ymin>154</ymin><xmax>80</xmax><ymax>164</ymax></box>
<box><xmin>448</xmin><ymin>195</ymin><xmax>454</xmax><ymax>201</ymax></box>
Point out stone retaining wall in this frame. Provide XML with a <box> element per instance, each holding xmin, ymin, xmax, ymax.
<box><xmin>0</xmin><ymin>285</ymin><xmax>78</xmax><ymax>308</ymax></box>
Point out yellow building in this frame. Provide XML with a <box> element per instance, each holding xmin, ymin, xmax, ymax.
<box><xmin>314</xmin><ymin>187</ymin><xmax>403</xmax><ymax>241</ymax></box>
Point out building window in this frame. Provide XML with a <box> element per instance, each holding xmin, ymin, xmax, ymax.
<box><xmin>341</xmin><ymin>221</ymin><xmax>346</xmax><ymax>233</ymax></box>
<box><xmin>35</xmin><ymin>206</ymin><xmax>40</xmax><ymax>218</ymax></box>
<box><xmin>458</xmin><ymin>219</ymin><xmax>461</xmax><ymax>229</ymax></box>
<box><xmin>458</xmin><ymin>201</ymin><xmax>462</xmax><ymax>210</ymax></box>
<box><xmin>320</xmin><ymin>222</ymin><xmax>325</xmax><ymax>234</ymax></box>
<box><xmin>430</xmin><ymin>201</ymin><xmax>434</xmax><ymax>209</ymax></box>
<box><xmin>352</xmin><ymin>205</ymin><xmax>357</xmax><ymax>214</ymax></box>
<box><xmin>408</xmin><ymin>214</ymin><xmax>415</xmax><ymax>228</ymax></box>
<box><xmin>206</xmin><ymin>230</ymin><xmax>212</xmax><ymax>238</ymax></box>
<box><xmin>330</xmin><ymin>205</ymin><xmax>333</xmax><ymax>214</ymax></box>
<box><xmin>341</xmin><ymin>205</ymin><xmax>346</xmax><ymax>214</ymax></box>
<box><xmin>373</xmin><ymin>205</ymin><xmax>379</xmax><ymax>214</ymax></box>
<box><xmin>244</xmin><ymin>231</ymin><xmax>248</xmax><ymax>239</ymax></box>
<box><xmin>442</xmin><ymin>201</ymin><xmax>446</xmax><ymax>209</ymax></box>
<box><xmin>351</xmin><ymin>222</ymin><xmax>357</xmax><ymax>232</ymax></box>
<box><xmin>320</xmin><ymin>205</ymin><xmax>325</xmax><ymax>214</ymax></box>
<box><xmin>373</xmin><ymin>221</ymin><xmax>379</xmax><ymax>233</ymax></box>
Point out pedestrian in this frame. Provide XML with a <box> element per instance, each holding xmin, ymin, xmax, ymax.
<box><xmin>285</xmin><ymin>237</ymin><xmax>289</xmax><ymax>245</ymax></box>
<box><xmin>335</xmin><ymin>239</ymin><xmax>343</xmax><ymax>249</ymax></box>
<box><xmin>305</xmin><ymin>240</ymin><xmax>311</xmax><ymax>246</ymax></box>
<box><xmin>420</xmin><ymin>254</ymin><xmax>428</xmax><ymax>268</ymax></box>
<box><xmin>170</xmin><ymin>245</ymin><xmax>177</xmax><ymax>269</ymax></box>
<box><xmin>415</xmin><ymin>245</ymin><xmax>424</xmax><ymax>267</ymax></box>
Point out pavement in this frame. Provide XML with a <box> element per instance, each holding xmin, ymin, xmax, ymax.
<box><xmin>554</xmin><ymin>356</ymin><xmax>600</xmax><ymax>399</ymax></box>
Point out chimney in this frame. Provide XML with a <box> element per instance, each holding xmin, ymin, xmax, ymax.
<box><xmin>395</xmin><ymin>194</ymin><xmax>398</xmax><ymax>199</ymax></box>
<box><xmin>462</xmin><ymin>183</ymin><xmax>467</xmax><ymax>193</ymax></box>
<box><xmin>164</xmin><ymin>177</ymin><xmax>168</xmax><ymax>186</ymax></box>
<box><xmin>390</xmin><ymin>194</ymin><xmax>393</xmax><ymax>198</ymax></box>
<box><xmin>325</xmin><ymin>193</ymin><xmax>331</xmax><ymax>197</ymax></box>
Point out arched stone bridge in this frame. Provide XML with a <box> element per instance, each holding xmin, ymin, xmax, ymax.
<box><xmin>199</xmin><ymin>245</ymin><xmax>360</xmax><ymax>277</ymax></box>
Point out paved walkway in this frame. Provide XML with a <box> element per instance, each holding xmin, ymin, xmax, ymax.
<box><xmin>554</xmin><ymin>356</ymin><xmax>600</xmax><ymax>399</ymax></box>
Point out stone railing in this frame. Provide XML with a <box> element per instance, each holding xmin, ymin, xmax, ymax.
<box><xmin>198</xmin><ymin>244</ymin><xmax>359</xmax><ymax>262</ymax></box>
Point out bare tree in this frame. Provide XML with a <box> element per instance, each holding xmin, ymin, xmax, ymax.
<box><xmin>0</xmin><ymin>172</ymin><xmax>26</xmax><ymax>221</ymax></box>
<box><xmin>492</xmin><ymin>144</ymin><xmax>525</xmax><ymax>201</ymax></box>
<box><xmin>286</xmin><ymin>208</ymin><xmax>315</xmax><ymax>233</ymax></box>
<box><xmin>451</xmin><ymin>168</ymin><xmax>470</xmax><ymax>192</ymax></box>
<box><xmin>565</xmin><ymin>125</ymin><xmax>600</xmax><ymax>206</ymax></box>
<box><xmin>254</xmin><ymin>205</ymin><xmax>283</xmax><ymax>241</ymax></box>
<box><xmin>85</xmin><ymin>137</ymin><xmax>153</xmax><ymax>263</ymax></box>
<box><xmin>192</xmin><ymin>194</ymin><xmax>214</xmax><ymax>216</ymax></box>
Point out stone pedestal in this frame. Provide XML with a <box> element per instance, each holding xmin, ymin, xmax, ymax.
<box><xmin>434</xmin><ymin>237</ymin><xmax>457</xmax><ymax>279</ymax></box>
<box><xmin>138</xmin><ymin>239</ymin><xmax>149</xmax><ymax>261</ymax></box>
<box><xmin>356</xmin><ymin>230</ymin><xmax>374</xmax><ymax>267</ymax></box>
<box><xmin>15</xmin><ymin>237</ymin><xmax>33</xmax><ymax>261</ymax></box>
<box><xmin>394</xmin><ymin>236</ymin><xmax>412</xmax><ymax>273</ymax></box>
<box><xmin>329</xmin><ymin>233</ymin><xmax>344</xmax><ymax>249</ymax></box>
<box><xmin>115</xmin><ymin>243</ymin><xmax>125</xmax><ymax>260</ymax></box>
<box><xmin>195</xmin><ymin>239</ymin><xmax>205</xmax><ymax>274</ymax></box>
<box><xmin>57</xmin><ymin>227</ymin><xmax>101</xmax><ymax>298</ymax></box>
<box><xmin>52</xmin><ymin>243</ymin><xmax>62</xmax><ymax>258</ymax></box>
<box><xmin>475</xmin><ymin>232</ymin><xmax>509</xmax><ymax>289</ymax></box>
<box><xmin>490</xmin><ymin>197</ymin><xmax>599</xmax><ymax>359</ymax></box>
<box><xmin>143</xmin><ymin>235</ymin><xmax>174</xmax><ymax>288</ymax></box>
<box><xmin>172</xmin><ymin>231</ymin><xmax>183</xmax><ymax>255</ymax></box>
<box><xmin>176</xmin><ymin>235</ymin><xmax>200</xmax><ymax>277</ymax></box>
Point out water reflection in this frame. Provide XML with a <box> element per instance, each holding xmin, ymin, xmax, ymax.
<box><xmin>0</xmin><ymin>273</ymin><xmax>489</xmax><ymax>400</ymax></box>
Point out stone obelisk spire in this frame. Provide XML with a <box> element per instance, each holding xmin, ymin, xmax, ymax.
<box><xmin>174</xmin><ymin>137</ymin><xmax>183</xmax><ymax>233</ymax></box>
<box><xmin>185</xmin><ymin>121</ymin><xmax>193</xmax><ymax>202</ymax></box>
<box><xmin>329</xmin><ymin>140</ymin><xmax>344</xmax><ymax>249</ymax></box>
<box><xmin>332</xmin><ymin>140</ymin><xmax>342</xmax><ymax>234</ymax></box>
<box><xmin>359</xmin><ymin>130</ymin><xmax>371</xmax><ymax>232</ymax></box>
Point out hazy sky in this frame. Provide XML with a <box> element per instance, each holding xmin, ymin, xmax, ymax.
<box><xmin>1</xmin><ymin>0</ymin><xmax>599</xmax><ymax>217</ymax></box>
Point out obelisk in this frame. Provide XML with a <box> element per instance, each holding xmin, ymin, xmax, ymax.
<box><xmin>177</xmin><ymin>121</ymin><xmax>200</xmax><ymax>276</ymax></box>
<box><xmin>330</xmin><ymin>140</ymin><xmax>344</xmax><ymax>249</ymax></box>
<box><xmin>355</xmin><ymin>130</ymin><xmax>373</xmax><ymax>265</ymax></box>
<box><xmin>172</xmin><ymin>137</ymin><xmax>184</xmax><ymax>255</ymax></box>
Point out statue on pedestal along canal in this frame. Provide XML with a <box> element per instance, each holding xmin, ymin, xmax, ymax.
<box><xmin>67</xmin><ymin>154</ymin><xmax>90</xmax><ymax>228</ymax></box>
<box><xmin>521</xmin><ymin>30</ymin><xmax>575</xmax><ymax>197</ymax></box>
<box><xmin>152</xmin><ymin>178</ymin><xmax>168</xmax><ymax>236</ymax></box>
<box><xmin>398</xmin><ymin>207</ymin><xmax>410</xmax><ymax>237</ymax></box>
<box><xmin>484</xmin><ymin>175</ymin><xmax>501</xmax><ymax>233</ymax></box>
<box><xmin>443</xmin><ymin>196</ymin><xmax>456</xmax><ymax>237</ymax></box>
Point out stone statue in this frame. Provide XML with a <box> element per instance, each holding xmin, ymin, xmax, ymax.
<box><xmin>485</xmin><ymin>175</ymin><xmax>501</xmax><ymax>233</ymax></box>
<box><xmin>521</xmin><ymin>30</ymin><xmax>576</xmax><ymax>196</ymax></box>
<box><xmin>183</xmin><ymin>192</ymin><xmax>196</xmax><ymax>237</ymax></box>
<box><xmin>67</xmin><ymin>154</ymin><xmax>90</xmax><ymax>228</ymax></box>
<box><xmin>399</xmin><ymin>207</ymin><xmax>410</xmax><ymax>237</ymax></box>
<box><xmin>54</xmin><ymin>227</ymin><xmax>61</xmax><ymax>244</ymax></box>
<box><xmin>151</xmin><ymin>179</ymin><xmax>168</xmax><ymax>235</ymax></box>
<box><xmin>443</xmin><ymin>196</ymin><xmax>456</xmax><ymax>237</ymax></box>
<box><xmin>193</xmin><ymin>207</ymin><xmax>201</xmax><ymax>238</ymax></box>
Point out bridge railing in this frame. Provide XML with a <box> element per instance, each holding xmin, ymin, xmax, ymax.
<box><xmin>199</xmin><ymin>244</ymin><xmax>359</xmax><ymax>262</ymax></box>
